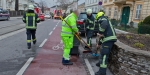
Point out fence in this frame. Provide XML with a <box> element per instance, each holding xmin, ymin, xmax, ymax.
<box><xmin>9</xmin><ymin>10</ymin><xmax>25</xmax><ymax>17</ymax></box>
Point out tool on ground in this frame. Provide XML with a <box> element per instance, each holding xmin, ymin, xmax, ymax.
<box><xmin>92</xmin><ymin>33</ymin><xmax>104</xmax><ymax>56</ymax></box>
<box><xmin>59</xmin><ymin>16</ymin><xmax>92</xmax><ymax>53</ymax></box>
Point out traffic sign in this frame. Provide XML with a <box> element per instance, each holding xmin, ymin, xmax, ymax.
<box><xmin>98</xmin><ymin>1</ymin><xmax>102</xmax><ymax>5</ymax></box>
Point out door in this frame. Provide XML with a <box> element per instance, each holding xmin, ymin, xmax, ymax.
<box><xmin>121</xmin><ymin>6</ymin><xmax>130</xmax><ymax>25</ymax></box>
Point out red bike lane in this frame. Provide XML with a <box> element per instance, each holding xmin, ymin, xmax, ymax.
<box><xmin>23</xmin><ymin>26</ymin><xmax>88</xmax><ymax>75</ymax></box>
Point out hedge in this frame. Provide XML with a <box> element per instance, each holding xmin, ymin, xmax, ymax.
<box><xmin>138</xmin><ymin>25</ymin><xmax>150</xmax><ymax>34</ymax></box>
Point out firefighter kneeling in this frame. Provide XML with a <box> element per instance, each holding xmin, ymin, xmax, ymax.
<box><xmin>95</xmin><ymin>11</ymin><xmax>117</xmax><ymax>75</ymax></box>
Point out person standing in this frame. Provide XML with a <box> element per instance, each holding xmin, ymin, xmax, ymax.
<box><xmin>22</xmin><ymin>5</ymin><xmax>40</xmax><ymax>49</ymax></box>
<box><xmin>61</xmin><ymin>9</ymin><xmax>79</xmax><ymax>65</ymax></box>
<box><xmin>84</xmin><ymin>9</ymin><xmax>95</xmax><ymax>49</ymax></box>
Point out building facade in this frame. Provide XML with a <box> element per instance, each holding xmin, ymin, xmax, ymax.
<box><xmin>102</xmin><ymin>0</ymin><xmax>150</xmax><ymax>27</ymax></box>
<box><xmin>85</xmin><ymin>0</ymin><xmax>102</xmax><ymax>12</ymax></box>
<box><xmin>0</xmin><ymin>0</ymin><xmax>34</xmax><ymax>11</ymax></box>
<box><xmin>78</xmin><ymin>2</ymin><xmax>85</xmax><ymax>13</ymax></box>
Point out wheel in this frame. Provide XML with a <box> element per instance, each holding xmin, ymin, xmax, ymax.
<box><xmin>6</xmin><ymin>17</ymin><xmax>10</xmax><ymax>21</ymax></box>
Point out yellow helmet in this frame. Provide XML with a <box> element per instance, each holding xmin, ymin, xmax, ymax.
<box><xmin>96</xmin><ymin>12</ymin><xmax>104</xmax><ymax>20</ymax></box>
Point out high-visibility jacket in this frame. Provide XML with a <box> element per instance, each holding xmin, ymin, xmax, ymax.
<box><xmin>22</xmin><ymin>13</ymin><xmax>40</xmax><ymax>29</ymax></box>
<box><xmin>61</xmin><ymin>13</ymin><xmax>78</xmax><ymax>36</ymax></box>
<box><xmin>85</xmin><ymin>15</ymin><xmax>95</xmax><ymax>30</ymax></box>
<box><xmin>98</xmin><ymin>16</ymin><xmax>117</xmax><ymax>43</ymax></box>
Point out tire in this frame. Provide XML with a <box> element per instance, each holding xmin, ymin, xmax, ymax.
<box><xmin>6</xmin><ymin>17</ymin><xmax>10</xmax><ymax>21</ymax></box>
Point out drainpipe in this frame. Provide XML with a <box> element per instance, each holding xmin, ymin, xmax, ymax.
<box><xmin>129</xmin><ymin>0</ymin><xmax>135</xmax><ymax>28</ymax></box>
<box><xmin>131</xmin><ymin>0</ymin><xmax>135</xmax><ymax>22</ymax></box>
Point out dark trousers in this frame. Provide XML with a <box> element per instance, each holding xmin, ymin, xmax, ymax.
<box><xmin>99</xmin><ymin>41</ymin><xmax>115</xmax><ymax>75</ymax></box>
<box><xmin>86</xmin><ymin>29</ymin><xmax>93</xmax><ymax>47</ymax></box>
<box><xmin>26</xmin><ymin>29</ymin><xmax>36</xmax><ymax>47</ymax></box>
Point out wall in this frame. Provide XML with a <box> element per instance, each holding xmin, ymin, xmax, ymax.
<box><xmin>108</xmin><ymin>41</ymin><xmax>150</xmax><ymax>75</ymax></box>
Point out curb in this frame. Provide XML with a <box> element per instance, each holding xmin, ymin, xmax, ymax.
<box><xmin>115</xmin><ymin>29</ymin><xmax>129</xmax><ymax>34</ymax></box>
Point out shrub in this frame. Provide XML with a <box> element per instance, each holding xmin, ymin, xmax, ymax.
<box><xmin>138</xmin><ymin>21</ymin><xmax>143</xmax><ymax>26</ymax></box>
<box><xmin>134</xmin><ymin>42</ymin><xmax>144</xmax><ymax>48</ymax></box>
<box><xmin>138</xmin><ymin>25</ymin><xmax>150</xmax><ymax>34</ymax></box>
<box><xmin>126</xmin><ymin>35</ymin><xmax>133</xmax><ymax>39</ymax></box>
<box><xmin>143</xmin><ymin>15</ymin><xmax>150</xmax><ymax>25</ymax></box>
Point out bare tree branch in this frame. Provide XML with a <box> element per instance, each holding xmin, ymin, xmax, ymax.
<box><xmin>56</xmin><ymin>0</ymin><xmax>74</xmax><ymax>10</ymax></box>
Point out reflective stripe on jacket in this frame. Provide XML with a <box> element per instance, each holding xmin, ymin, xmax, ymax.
<box><xmin>22</xmin><ymin>13</ymin><xmax>40</xmax><ymax>29</ymax></box>
<box><xmin>85</xmin><ymin>15</ymin><xmax>95</xmax><ymax>30</ymax></box>
<box><xmin>98</xmin><ymin>16</ymin><xmax>117</xmax><ymax>43</ymax></box>
<box><xmin>61</xmin><ymin>13</ymin><xmax>78</xmax><ymax>36</ymax></box>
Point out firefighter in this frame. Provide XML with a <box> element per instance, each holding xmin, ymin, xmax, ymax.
<box><xmin>61</xmin><ymin>9</ymin><xmax>79</xmax><ymax>65</ymax></box>
<box><xmin>95</xmin><ymin>11</ymin><xmax>117</xmax><ymax>75</ymax></box>
<box><xmin>84</xmin><ymin>8</ymin><xmax>95</xmax><ymax>49</ymax></box>
<box><xmin>22</xmin><ymin>5</ymin><xmax>40</xmax><ymax>49</ymax></box>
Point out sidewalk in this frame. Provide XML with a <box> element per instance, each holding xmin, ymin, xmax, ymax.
<box><xmin>23</xmin><ymin>26</ymin><xmax>88</xmax><ymax>75</ymax></box>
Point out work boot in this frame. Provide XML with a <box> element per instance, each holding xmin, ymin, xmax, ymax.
<box><xmin>95</xmin><ymin>70</ymin><xmax>100</xmax><ymax>75</ymax></box>
<box><xmin>62</xmin><ymin>58</ymin><xmax>73</xmax><ymax>65</ymax></box>
<box><xmin>28</xmin><ymin>46</ymin><xmax>31</xmax><ymax>49</ymax></box>
<box><xmin>33</xmin><ymin>40</ymin><xmax>36</xmax><ymax>45</ymax></box>
<box><xmin>96</xmin><ymin>61</ymin><xmax>100</xmax><ymax>67</ymax></box>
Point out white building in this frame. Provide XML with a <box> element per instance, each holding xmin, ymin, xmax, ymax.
<box><xmin>85</xmin><ymin>0</ymin><xmax>102</xmax><ymax>12</ymax></box>
<box><xmin>0</xmin><ymin>0</ymin><xmax>34</xmax><ymax>11</ymax></box>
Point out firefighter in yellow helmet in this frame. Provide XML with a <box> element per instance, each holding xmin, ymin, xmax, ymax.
<box><xmin>95</xmin><ymin>11</ymin><xmax>117</xmax><ymax>75</ymax></box>
<box><xmin>22</xmin><ymin>5</ymin><xmax>40</xmax><ymax>49</ymax></box>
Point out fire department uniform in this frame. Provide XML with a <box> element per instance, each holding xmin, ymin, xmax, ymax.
<box><xmin>84</xmin><ymin>9</ymin><xmax>95</xmax><ymax>48</ymax></box>
<box><xmin>95</xmin><ymin>12</ymin><xmax>117</xmax><ymax>75</ymax></box>
<box><xmin>61</xmin><ymin>12</ymin><xmax>78</xmax><ymax>65</ymax></box>
<box><xmin>22</xmin><ymin>5</ymin><xmax>40</xmax><ymax>49</ymax></box>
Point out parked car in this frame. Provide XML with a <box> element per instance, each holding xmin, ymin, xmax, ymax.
<box><xmin>44</xmin><ymin>14</ymin><xmax>51</xmax><ymax>19</ymax></box>
<box><xmin>77</xmin><ymin>12</ymin><xmax>98</xmax><ymax>35</ymax></box>
<box><xmin>0</xmin><ymin>9</ymin><xmax>10</xmax><ymax>21</ymax></box>
<box><xmin>39</xmin><ymin>13</ymin><xmax>45</xmax><ymax>21</ymax></box>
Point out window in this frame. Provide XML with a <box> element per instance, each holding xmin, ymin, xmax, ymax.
<box><xmin>95</xmin><ymin>7</ymin><xmax>97</xmax><ymax>12</ymax></box>
<box><xmin>135</xmin><ymin>4</ymin><xmax>142</xmax><ymax>19</ymax></box>
<box><xmin>108</xmin><ymin>8</ymin><xmax>111</xmax><ymax>16</ymax></box>
<box><xmin>114</xmin><ymin>7</ymin><xmax>118</xmax><ymax>18</ymax></box>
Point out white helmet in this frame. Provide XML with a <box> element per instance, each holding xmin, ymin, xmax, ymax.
<box><xmin>28</xmin><ymin>5</ymin><xmax>34</xmax><ymax>10</ymax></box>
<box><xmin>86</xmin><ymin>9</ymin><xmax>92</xmax><ymax>14</ymax></box>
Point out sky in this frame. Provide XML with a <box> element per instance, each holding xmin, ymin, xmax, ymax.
<box><xmin>34</xmin><ymin>0</ymin><xmax>85</xmax><ymax>7</ymax></box>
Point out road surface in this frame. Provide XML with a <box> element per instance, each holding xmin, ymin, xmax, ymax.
<box><xmin>0</xmin><ymin>19</ymin><xmax>114</xmax><ymax>75</ymax></box>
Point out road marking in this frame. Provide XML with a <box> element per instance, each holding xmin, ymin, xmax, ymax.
<box><xmin>0</xmin><ymin>28</ymin><xmax>25</xmax><ymax>41</ymax></box>
<box><xmin>39</xmin><ymin>39</ymin><xmax>47</xmax><ymax>47</ymax></box>
<box><xmin>84</xmin><ymin>59</ymin><xmax>95</xmax><ymax>75</ymax></box>
<box><xmin>49</xmin><ymin>31</ymin><xmax>53</xmax><ymax>35</ymax></box>
<box><xmin>16</xmin><ymin>57</ymin><xmax>34</xmax><ymax>75</ymax></box>
<box><xmin>56</xmin><ymin>20</ymin><xmax>60</xmax><ymax>27</ymax></box>
<box><xmin>53</xmin><ymin>27</ymin><xmax>56</xmax><ymax>30</ymax></box>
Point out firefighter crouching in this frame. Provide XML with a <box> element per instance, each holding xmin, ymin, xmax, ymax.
<box><xmin>95</xmin><ymin>11</ymin><xmax>117</xmax><ymax>75</ymax></box>
<box><xmin>84</xmin><ymin>9</ymin><xmax>95</xmax><ymax>49</ymax></box>
<box><xmin>61</xmin><ymin>9</ymin><xmax>80</xmax><ymax>65</ymax></box>
<box><xmin>22</xmin><ymin>5</ymin><xmax>40</xmax><ymax>49</ymax></box>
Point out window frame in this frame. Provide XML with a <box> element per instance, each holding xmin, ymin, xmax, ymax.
<box><xmin>135</xmin><ymin>4</ymin><xmax>142</xmax><ymax>19</ymax></box>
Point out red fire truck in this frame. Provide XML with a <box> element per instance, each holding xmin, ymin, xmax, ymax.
<box><xmin>34</xmin><ymin>7</ymin><xmax>45</xmax><ymax>21</ymax></box>
<box><xmin>54</xmin><ymin>9</ymin><xmax>62</xmax><ymax>19</ymax></box>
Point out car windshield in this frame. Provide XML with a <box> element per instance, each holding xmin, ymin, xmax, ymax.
<box><xmin>92</xmin><ymin>13</ymin><xmax>97</xmax><ymax>18</ymax></box>
<box><xmin>78</xmin><ymin>13</ymin><xmax>97</xmax><ymax>20</ymax></box>
<box><xmin>0</xmin><ymin>10</ymin><xmax>8</xmax><ymax>14</ymax></box>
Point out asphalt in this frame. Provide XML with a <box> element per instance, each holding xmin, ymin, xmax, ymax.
<box><xmin>0</xmin><ymin>19</ymin><xmax>59</xmax><ymax>75</ymax></box>
<box><xmin>0</xmin><ymin>17</ymin><xmax>23</xmax><ymax>29</ymax></box>
<box><xmin>0</xmin><ymin>18</ymin><xmax>123</xmax><ymax>75</ymax></box>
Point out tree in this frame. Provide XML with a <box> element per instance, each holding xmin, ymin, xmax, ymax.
<box><xmin>38</xmin><ymin>0</ymin><xmax>48</xmax><ymax>13</ymax></box>
<box><xmin>15</xmin><ymin>0</ymin><xmax>19</xmax><ymax>11</ymax></box>
<box><xmin>56</xmin><ymin>0</ymin><xmax>74</xmax><ymax>12</ymax></box>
